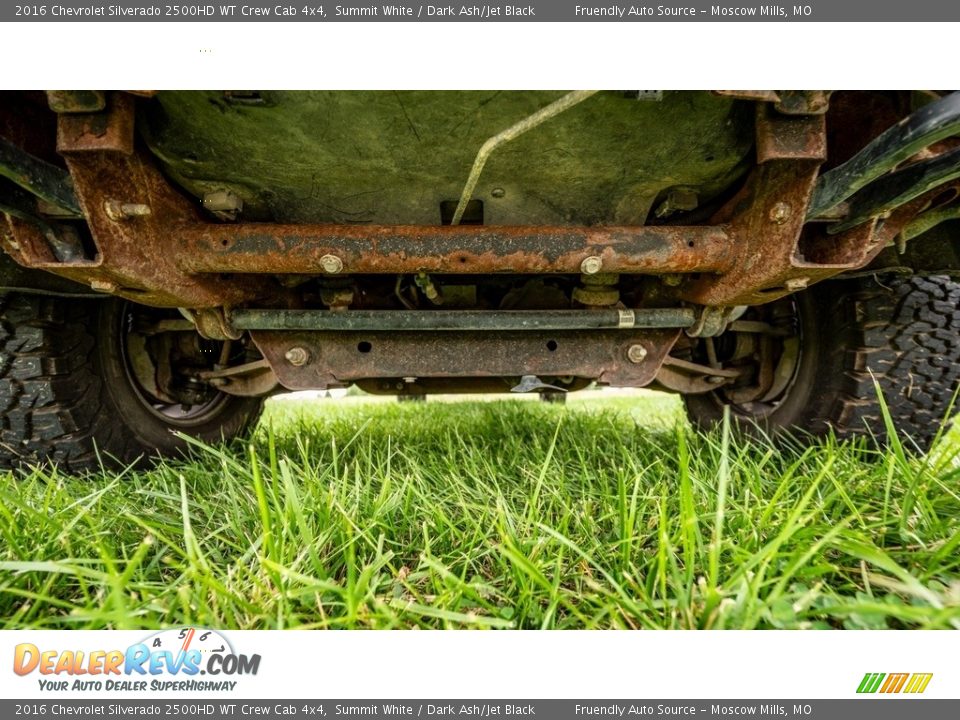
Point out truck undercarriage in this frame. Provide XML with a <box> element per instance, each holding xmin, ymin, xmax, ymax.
<box><xmin>2</xmin><ymin>90</ymin><xmax>960</xmax><ymax>469</ymax></box>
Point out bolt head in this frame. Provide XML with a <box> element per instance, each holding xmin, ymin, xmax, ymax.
<box><xmin>580</xmin><ymin>255</ymin><xmax>603</xmax><ymax>275</ymax></box>
<box><xmin>627</xmin><ymin>344</ymin><xmax>648</xmax><ymax>363</ymax></box>
<box><xmin>491</xmin><ymin>187</ymin><xmax>506</xmax><ymax>198</ymax></box>
<box><xmin>320</xmin><ymin>254</ymin><xmax>344</xmax><ymax>274</ymax></box>
<box><xmin>103</xmin><ymin>200</ymin><xmax>126</xmax><ymax>221</ymax></box>
<box><xmin>284</xmin><ymin>347</ymin><xmax>310</xmax><ymax>366</ymax></box>
<box><xmin>103</xmin><ymin>200</ymin><xmax>123</xmax><ymax>220</ymax></box>
<box><xmin>784</xmin><ymin>277</ymin><xmax>809</xmax><ymax>291</ymax></box>
<box><xmin>769</xmin><ymin>202</ymin><xmax>792</xmax><ymax>224</ymax></box>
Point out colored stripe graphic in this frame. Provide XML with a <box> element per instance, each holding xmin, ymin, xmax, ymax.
<box><xmin>857</xmin><ymin>672</ymin><xmax>932</xmax><ymax>694</ymax></box>
<box><xmin>857</xmin><ymin>673</ymin><xmax>885</xmax><ymax>693</ymax></box>
<box><xmin>904</xmin><ymin>674</ymin><xmax>934</xmax><ymax>694</ymax></box>
<box><xmin>881</xmin><ymin>673</ymin><xmax>909</xmax><ymax>693</ymax></box>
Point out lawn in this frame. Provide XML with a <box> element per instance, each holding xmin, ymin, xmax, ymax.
<box><xmin>1</xmin><ymin>391</ymin><xmax>959</xmax><ymax>630</ymax></box>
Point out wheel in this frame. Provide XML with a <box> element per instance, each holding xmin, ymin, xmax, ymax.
<box><xmin>0</xmin><ymin>294</ymin><xmax>264</xmax><ymax>472</ymax></box>
<box><xmin>683</xmin><ymin>275</ymin><xmax>960</xmax><ymax>451</ymax></box>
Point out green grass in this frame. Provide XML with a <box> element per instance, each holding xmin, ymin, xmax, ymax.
<box><xmin>1</xmin><ymin>392</ymin><xmax>960</xmax><ymax>630</ymax></box>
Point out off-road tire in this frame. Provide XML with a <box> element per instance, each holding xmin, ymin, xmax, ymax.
<box><xmin>684</xmin><ymin>275</ymin><xmax>960</xmax><ymax>451</ymax></box>
<box><xmin>0</xmin><ymin>293</ymin><xmax>264</xmax><ymax>472</ymax></box>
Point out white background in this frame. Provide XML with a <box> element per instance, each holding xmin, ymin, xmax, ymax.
<box><xmin>0</xmin><ymin>22</ymin><xmax>957</xmax><ymax>90</ymax></box>
<box><xmin>0</xmin><ymin>19</ymin><xmax>957</xmax><ymax>702</ymax></box>
<box><xmin>1</xmin><ymin>629</ymin><xmax>953</xmax><ymax>698</ymax></box>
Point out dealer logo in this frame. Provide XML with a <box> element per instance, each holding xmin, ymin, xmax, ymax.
<box><xmin>13</xmin><ymin>627</ymin><xmax>260</xmax><ymax>692</ymax></box>
<box><xmin>856</xmin><ymin>672</ymin><xmax>933</xmax><ymax>694</ymax></box>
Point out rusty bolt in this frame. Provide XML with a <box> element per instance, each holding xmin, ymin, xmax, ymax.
<box><xmin>784</xmin><ymin>277</ymin><xmax>809</xmax><ymax>291</ymax></box>
<box><xmin>769</xmin><ymin>202</ymin><xmax>792</xmax><ymax>225</ymax></box>
<box><xmin>284</xmin><ymin>347</ymin><xmax>310</xmax><ymax>366</ymax></box>
<box><xmin>320</xmin><ymin>254</ymin><xmax>344</xmax><ymax>274</ymax></box>
<box><xmin>627</xmin><ymin>344</ymin><xmax>648</xmax><ymax>363</ymax></box>
<box><xmin>104</xmin><ymin>200</ymin><xmax>151</xmax><ymax>221</ymax></box>
<box><xmin>580</xmin><ymin>256</ymin><xmax>603</xmax><ymax>275</ymax></box>
<box><xmin>90</xmin><ymin>279</ymin><xmax>119</xmax><ymax>293</ymax></box>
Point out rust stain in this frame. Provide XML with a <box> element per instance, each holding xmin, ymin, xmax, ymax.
<box><xmin>56</xmin><ymin>92</ymin><xmax>136</xmax><ymax>155</ymax></box>
<box><xmin>177</xmin><ymin>223</ymin><xmax>734</xmax><ymax>276</ymax></box>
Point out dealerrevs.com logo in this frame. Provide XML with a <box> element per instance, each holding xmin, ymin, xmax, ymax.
<box><xmin>857</xmin><ymin>673</ymin><xmax>933</xmax><ymax>694</ymax></box>
<box><xmin>13</xmin><ymin>627</ymin><xmax>261</xmax><ymax>692</ymax></box>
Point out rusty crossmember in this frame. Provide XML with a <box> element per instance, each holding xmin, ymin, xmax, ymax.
<box><xmin>177</xmin><ymin>224</ymin><xmax>734</xmax><ymax>277</ymax></box>
<box><xmin>252</xmin><ymin>329</ymin><xmax>681</xmax><ymax>390</ymax></box>
<box><xmin>0</xmin><ymin>90</ymin><xmax>943</xmax><ymax>313</ymax></box>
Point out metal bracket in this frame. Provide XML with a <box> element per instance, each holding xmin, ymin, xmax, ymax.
<box><xmin>685</xmin><ymin>306</ymin><xmax>739</xmax><ymax>337</ymax></box>
<box><xmin>194</xmin><ymin>308</ymin><xmax>242</xmax><ymax>340</ymax></box>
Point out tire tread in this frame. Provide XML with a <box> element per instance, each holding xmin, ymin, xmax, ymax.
<box><xmin>0</xmin><ymin>294</ymin><xmax>262</xmax><ymax>472</ymax></box>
